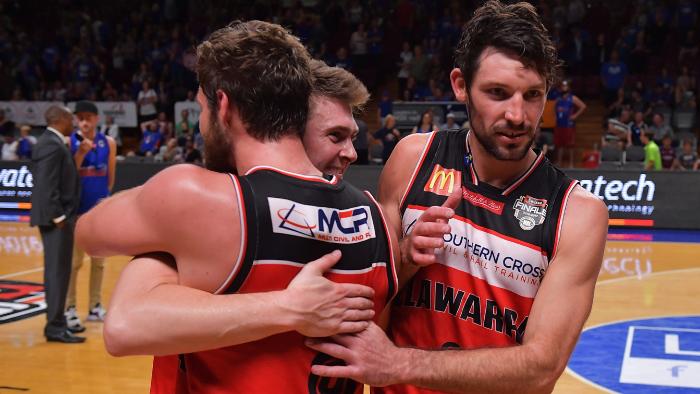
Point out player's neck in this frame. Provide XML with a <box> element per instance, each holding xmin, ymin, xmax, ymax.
<box><xmin>467</xmin><ymin>132</ymin><xmax>537</xmax><ymax>189</ymax></box>
<box><xmin>233</xmin><ymin>134</ymin><xmax>321</xmax><ymax>177</ymax></box>
<box><xmin>83</xmin><ymin>129</ymin><xmax>96</xmax><ymax>139</ymax></box>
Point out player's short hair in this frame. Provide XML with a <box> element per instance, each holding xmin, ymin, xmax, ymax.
<box><xmin>455</xmin><ymin>0</ymin><xmax>561</xmax><ymax>90</ymax></box>
<box><xmin>310</xmin><ymin>60</ymin><xmax>370</xmax><ymax>114</ymax></box>
<box><xmin>196</xmin><ymin>20</ymin><xmax>312</xmax><ymax>141</ymax></box>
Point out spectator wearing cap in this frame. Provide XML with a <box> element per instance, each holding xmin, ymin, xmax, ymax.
<box><xmin>65</xmin><ymin>101</ymin><xmax>116</xmax><ymax>331</ymax></box>
<box><xmin>441</xmin><ymin>113</ymin><xmax>460</xmax><ymax>131</ymax></box>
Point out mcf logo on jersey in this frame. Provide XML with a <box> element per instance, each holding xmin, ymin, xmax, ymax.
<box><xmin>268</xmin><ymin>197</ymin><xmax>376</xmax><ymax>244</ymax></box>
<box><xmin>423</xmin><ymin>164</ymin><xmax>461</xmax><ymax>196</ymax></box>
<box><xmin>513</xmin><ymin>195</ymin><xmax>548</xmax><ymax>230</ymax></box>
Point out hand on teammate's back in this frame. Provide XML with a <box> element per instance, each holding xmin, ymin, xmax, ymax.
<box><xmin>285</xmin><ymin>250</ymin><xmax>376</xmax><ymax>338</ymax></box>
<box><xmin>401</xmin><ymin>187</ymin><xmax>461</xmax><ymax>267</ymax></box>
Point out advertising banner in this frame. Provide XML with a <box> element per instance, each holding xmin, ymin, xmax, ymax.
<box><xmin>566</xmin><ymin>170</ymin><xmax>700</xmax><ymax>229</ymax></box>
<box><xmin>0</xmin><ymin>161</ymin><xmax>33</xmax><ymax>208</ymax></box>
<box><xmin>0</xmin><ymin>101</ymin><xmax>64</xmax><ymax>126</ymax></box>
<box><xmin>173</xmin><ymin>101</ymin><xmax>201</xmax><ymax>129</ymax></box>
<box><xmin>3</xmin><ymin>160</ymin><xmax>699</xmax><ymax>230</ymax></box>
<box><xmin>392</xmin><ymin>102</ymin><xmax>468</xmax><ymax>131</ymax></box>
<box><xmin>67</xmin><ymin>101</ymin><xmax>137</xmax><ymax>127</ymax></box>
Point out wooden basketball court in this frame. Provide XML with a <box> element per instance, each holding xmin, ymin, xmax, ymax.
<box><xmin>1</xmin><ymin>221</ymin><xmax>698</xmax><ymax>393</ymax></box>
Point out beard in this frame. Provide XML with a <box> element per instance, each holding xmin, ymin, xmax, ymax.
<box><xmin>468</xmin><ymin>100</ymin><xmax>534</xmax><ymax>162</ymax></box>
<box><xmin>202</xmin><ymin>116</ymin><xmax>236</xmax><ymax>173</ymax></box>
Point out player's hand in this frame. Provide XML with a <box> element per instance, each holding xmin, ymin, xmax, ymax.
<box><xmin>306</xmin><ymin>322</ymin><xmax>403</xmax><ymax>387</ymax></box>
<box><xmin>285</xmin><ymin>250</ymin><xmax>375</xmax><ymax>337</ymax></box>
<box><xmin>401</xmin><ymin>187</ymin><xmax>461</xmax><ymax>266</ymax></box>
<box><xmin>77</xmin><ymin>137</ymin><xmax>93</xmax><ymax>154</ymax></box>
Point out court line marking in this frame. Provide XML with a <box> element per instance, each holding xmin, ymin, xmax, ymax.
<box><xmin>596</xmin><ymin>267</ymin><xmax>700</xmax><ymax>286</ymax></box>
<box><xmin>0</xmin><ymin>267</ymin><xmax>43</xmax><ymax>280</ymax></box>
<box><xmin>565</xmin><ymin>283</ymin><xmax>700</xmax><ymax>394</ymax></box>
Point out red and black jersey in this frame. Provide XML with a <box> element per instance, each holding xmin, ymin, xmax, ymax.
<box><xmin>153</xmin><ymin>166</ymin><xmax>397</xmax><ymax>394</ymax></box>
<box><xmin>377</xmin><ymin>129</ymin><xmax>576</xmax><ymax>394</ymax></box>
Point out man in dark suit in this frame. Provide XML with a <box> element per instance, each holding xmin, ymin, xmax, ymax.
<box><xmin>30</xmin><ymin>105</ymin><xmax>86</xmax><ymax>343</ymax></box>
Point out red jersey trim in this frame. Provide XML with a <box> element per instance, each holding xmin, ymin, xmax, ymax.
<box><xmin>215</xmin><ymin>174</ymin><xmax>249</xmax><ymax>294</ymax></box>
<box><xmin>244</xmin><ymin>165</ymin><xmax>338</xmax><ymax>184</ymax></box>
<box><xmin>502</xmin><ymin>152</ymin><xmax>545</xmax><ymax>196</ymax></box>
<box><xmin>253</xmin><ymin>259</ymin><xmax>389</xmax><ymax>274</ymax></box>
<box><xmin>406</xmin><ymin>204</ymin><xmax>546</xmax><ymax>255</ymax></box>
<box><xmin>551</xmin><ymin>180</ymin><xmax>578</xmax><ymax>259</ymax></box>
<box><xmin>365</xmin><ymin>190</ymin><xmax>399</xmax><ymax>300</ymax></box>
<box><xmin>399</xmin><ymin>132</ymin><xmax>437</xmax><ymax>209</ymax></box>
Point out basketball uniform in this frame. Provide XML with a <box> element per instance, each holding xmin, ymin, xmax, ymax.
<box><xmin>151</xmin><ymin>166</ymin><xmax>397</xmax><ymax>394</ymax></box>
<box><xmin>554</xmin><ymin>94</ymin><xmax>576</xmax><ymax>147</ymax></box>
<box><xmin>376</xmin><ymin>129</ymin><xmax>577</xmax><ymax>394</ymax></box>
<box><xmin>70</xmin><ymin>131</ymin><xmax>110</xmax><ymax>213</ymax></box>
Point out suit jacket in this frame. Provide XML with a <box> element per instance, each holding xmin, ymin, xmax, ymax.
<box><xmin>30</xmin><ymin>129</ymin><xmax>80</xmax><ymax>227</ymax></box>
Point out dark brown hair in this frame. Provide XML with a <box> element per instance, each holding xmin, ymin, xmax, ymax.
<box><xmin>455</xmin><ymin>1</ymin><xmax>561</xmax><ymax>90</ymax></box>
<box><xmin>196</xmin><ymin>20</ymin><xmax>312</xmax><ymax>140</ymax></box>
<box><xmin>309</xmin><ymin>59</ymin><xmax>370</xmax><ymax>114</ymax></box>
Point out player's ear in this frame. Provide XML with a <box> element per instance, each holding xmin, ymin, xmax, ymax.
<box><xmin>216</xmin><ymin>90</ymin><xmax>232</xmax><ymax>127</ymax></box>
<box><xmin>450</xmin><ymin>68</ymin><xmax>468</xmax><ymax>103</ymax></box>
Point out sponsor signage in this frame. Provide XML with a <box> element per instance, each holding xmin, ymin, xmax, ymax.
<box><xmin>0</xmin><ymin>161</ymin><xmax>33</xmax><ymax>205</ymax></box>
<box><xmin>67</xmin><ymin>101</ymin><xmax>137</xmax><ymax>127</ymax></box>
<box><xmin>423</xmin><ymin>164</ymin><xmax>460</xmax><ymax>196</ymax></box>
<box><xmin>268</xmin><ymin>197</ymin><xmax>376</xmax><ymax>244</ymax></box>
<box><xmin>0</xmin><ymin>101</ymin><xmax>64</xmax><ymax>126</ymax></box>
<box><xmin>1</xmin><ymin>101</ymin><xmax>137</xmax><ymax>127</ymax></box>
<box><xmin>565</xmin><ymin>170</ymin><xmax>700</xmax><ymax>229</ymax></box>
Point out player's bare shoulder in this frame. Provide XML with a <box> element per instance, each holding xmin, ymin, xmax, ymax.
<box><xmin>142</xmin><ymin>164</ymin><xmax>237</xmax><ymax>212</ymax></box>
<box><xmin>568</xmin><ymin>184</ymin><xmax>609</xmax><ymax>226</ymax></box>
<box><xmin>379</xmin><ymin>133</ymin><xmax>433</xmax><ymax>202</ymax></box>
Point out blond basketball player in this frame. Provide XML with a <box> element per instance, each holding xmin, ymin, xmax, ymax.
<box><xmin>77</xmin><ymin>21</ymin><xmax>398</xmax><ymax>393</ymax></box>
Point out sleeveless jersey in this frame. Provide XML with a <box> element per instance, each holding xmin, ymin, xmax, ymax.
<box><xmin>152</xmin><ymin>166</ymin><xmax>397</xmax><ymax>394</ymax></box>
<box><xmin>70</xmin><ymin>131</ymin><xmax>110</xmax><ymax>214</ymax></box>
<box><xmin>555</xmin><ymin>94</ymin><xmax>575</xmax><ymax>128</ymax></box>
<box><xmin>377</xmin><ymin>130</ymin><xmax>576</xmax><ymax>394</ymax></box>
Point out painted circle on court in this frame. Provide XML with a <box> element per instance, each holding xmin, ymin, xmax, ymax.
<box><xmin>568</xmin><ymin>315</ymin><xmax>700</xmax><ymax>393</ymax></box>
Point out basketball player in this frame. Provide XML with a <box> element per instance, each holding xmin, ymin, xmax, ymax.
<box><xmin>77</xmin><ymin>21</ymin><xmax>397</xmax><ymax>393</ymax></box>
<box><xmin>306</xmin><ymin>2</ymin><xmax>608</xmax><ymax>393</ymax></box>
<box><xmin>65</xmin><ymin>101</ymin><xmax>116</xmax><ymax>332</ymax></box>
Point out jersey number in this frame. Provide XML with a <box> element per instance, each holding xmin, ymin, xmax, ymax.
<box><xmin>308</xmin><ymin>352</ymin><xmax>358</xmax><ymax>394</ymax></box>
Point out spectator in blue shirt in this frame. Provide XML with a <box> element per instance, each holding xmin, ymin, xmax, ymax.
<box><xmin>17</xmin><ymin>125</ymin><xmax>36</xmax><ymax>159</ymax></box>
<box><xmin>600</xmin><ymin>50</ymin><xmax>627</xmax><ymax>106</ymax></box>
<box><xmin>139</xmin><ymin>121</ymin><xmax>163</xmax><ymax>156</ymax></box>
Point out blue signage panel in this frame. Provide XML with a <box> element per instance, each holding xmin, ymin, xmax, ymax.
<box><xmin>568</xmin><ymin>316</ymin><xmax>700</xmax><ymax>393</ymax></box>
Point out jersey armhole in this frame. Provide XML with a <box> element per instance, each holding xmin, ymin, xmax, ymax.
<box><xmin>399</xmin><ymin>132</ymin><xmax>437</xmax><ymax>210</ymax></box>
<box><xmin>364</xmin><ymin>190</ymin><xmax>399</xmax><ymax>303</ymax></box>
<box><xmin>550</xmin><ymin>180</ymin><xmax>578</xmax><ymax>261</ymax></box>
<box><xmin>214</xmin><ymin>173</ymin><xmax>250</xmax><ymax>294</ymax></box>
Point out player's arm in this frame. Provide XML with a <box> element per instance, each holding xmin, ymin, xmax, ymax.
<box><xmin>75</xmin><ymin>164</ymin><xmax>208</xmax><ymax>259</ymax></box>
<box><xmin>106</xmin><ymin>136</ymin><xmax>117</xmax><ymax>191</ymax></box>
<box><xmin>378</xmin><ymin>133</ymin><xmax>434</xmax><ymax>287</ymax></box>
<box><xmin>379</xmin><ymin>134</ymin><xmax>458</xmax><ymax>288</ymax></box>
<box><xmin>104</xmin><ymin>250</ymin><xmax>376</xmax><ymax>356</ymax></box>
<box><xmin>309</xmin><ymin>187</ymin><xmax>608</xmax><ymax>393</ymax></box>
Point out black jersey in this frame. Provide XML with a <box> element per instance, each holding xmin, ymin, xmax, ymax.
<box><xmin>378</xmin><ymin>129</ymin><xmax>577</xmax><ymax>394</ymax></box>
<box><xmin>179</xmin><ymin>166</ymin><xmax>397</xmax><ymax>394</ymax></box>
